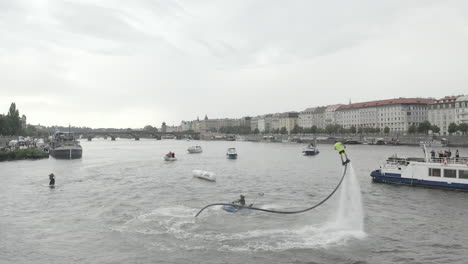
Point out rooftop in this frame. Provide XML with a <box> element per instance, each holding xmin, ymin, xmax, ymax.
<box><xmin>338</xmin><ymin>98</ymin><xmax>435</xmax><ymax>110</ymax></box>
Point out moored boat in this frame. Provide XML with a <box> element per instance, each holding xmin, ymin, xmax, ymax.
<box><xmin>226</xmin><ymin>148</ymin><xmax>238</xmax><ymax>159</ymax></box>
<box><xmin>370</xmin><ymin>148</ymin><xmax>468</xmax><ymax>190</ymax></box>
<box><xmin>187</xmin><ymin>146</ymin><xmax>203</xmax><ymax>153</ymax></box>
<box><xmin>419</xmin><ymin>138</ymin><xmax>448</xmax><ymax>147</ymax></box>
<box><xmin>49</xmin><ymin>131</ymin><xmax>82</xmax><ymax>159</ymax></box>
<box><xmin>375</xmin><ymin>138</ymin><xmax>386</xmax><ymax>145</ymax></box>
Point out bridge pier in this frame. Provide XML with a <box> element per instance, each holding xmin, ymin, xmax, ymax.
<box><xmin>135</xmin><ymin>137</ymin><xmax>140</xmax><ymax>141</ymax></box>
<box><xmin>111</xmin><ymin>136</ymin><xmax>116</xmax><ymax>141</ymax></box>
<box><xmin>88</xmin><ymin>137</ymin><xmax>92</xmax><ymax>141</ymax></box>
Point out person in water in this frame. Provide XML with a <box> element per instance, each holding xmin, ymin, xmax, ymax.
<box><xmin>49</xmin><ymin>173</ymin><xmax>55</xmax><ymax>186</ymax></box>
<box><xmin>235</xmin><ymin>195</ymin><xmax>246</xmax><ymax>206</ymax></box>
<box><xmin>334</xmin><ymin>141</ymin><xmax>350</xmax><ymax>165</ymax></box>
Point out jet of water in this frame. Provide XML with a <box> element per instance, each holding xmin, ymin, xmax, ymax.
<box><xmin>332</xmin><ymin>163</ymin><xmax>364</xmax><ymax>232</ymax></box>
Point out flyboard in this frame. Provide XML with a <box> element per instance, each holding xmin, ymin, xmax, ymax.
<box><xmin>195</xmin><ymin>160</ymin><xmax>350</xmax><ymax>217</ymax></box>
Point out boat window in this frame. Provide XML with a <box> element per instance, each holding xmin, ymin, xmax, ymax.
<box><xmin>444</xmin><ymin>169</ymin><xmax>456</xmax><ymax>178</ymax></box>
<box><xmin>429</xmin><ymin>168</ymin><xmax>441</xmax><ymax>177</ymax></box>
<box><xmin>459</xmin><ymin>170</ymin><xmax>468</xmax><ymax>179</ymax></box>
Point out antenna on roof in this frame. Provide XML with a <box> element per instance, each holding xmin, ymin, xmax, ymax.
<box><xmin>349</xmin><ymin>98</ymin><xmax>352</xmax><ymax>105</ymax></box>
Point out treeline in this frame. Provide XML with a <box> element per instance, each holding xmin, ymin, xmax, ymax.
<box><xmin>0</xmin><ymin>103</ymin><xmax>24</xmax><ymax>136</ymax></box>
<box><xmin>256</xmin><ymin>120</ymin><xmax>467</xmax><ymax>135</ymax></box>
<box><xmin>290</xmin><ymin>124</ymin><xmax>383</xmax><ymax>134</ymax></box>
<box><xmin>447</xmin><ymin>122</ymin><xmax>468</xmax><ymax>134</ymax></box>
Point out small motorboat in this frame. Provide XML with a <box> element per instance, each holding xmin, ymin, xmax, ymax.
<box><xmin>302</xmin><ymin>143</ymin><xmax>319</xmax><ymax>156</ymax></box>
<box><xmin>164</xmin><ymin>154</ymin><xmax>177</xmax><ymax>161</ymax></box>
<box><xmin>187</xmin><ymin>146</ymin><xmax>203</xmax><ymax>153</ymax></box>
<box><xmin>226</xmin><ymin>148</ymin><xmax>238</xmax><ymax>159</ymax></box>
<box><xmin>192</xmin><ymin>170</ymin><xmax>216</xmax><ymax>182</ymax></box>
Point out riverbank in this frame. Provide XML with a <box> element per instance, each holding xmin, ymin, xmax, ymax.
<box><xmin>0</xmin><ymin>148</ymin><xmax>49</xmax><ymax>162</ymax></box>
<box><xmin>200</xmin><ymin>134</ymin><xmax>468</xmax><ymax>147</ymax></box>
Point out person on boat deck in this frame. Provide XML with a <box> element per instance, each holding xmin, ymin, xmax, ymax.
<box><xmin>49</xmin><ymin>173</ymin><xmax>55</xmax><ymax>186</ymax></box>
<box><xmin>168</xmin><ymin>151</ymin><xmax>172</xmax><ymax>157</ymax></box>
<box><xmin>334</xmin><ymin>141</ymin><xmax>350</xmax><ymax>165</ymax></box>
<box><xmin>235</xmin><ymin>195</ymin><xmax>246</xmax><ymax>206</ymax></box>
<box><xmin>456</xmin><ymin>149</ymin><xmax>460</xmax><ymax>160</ymax></box>
<box><xmin>430</xmin><ymin>150</ymin><xmax>435</xmax><ymax>158</ymax></box>
<box><xmin>172</xmin><ymin>152</ymin><xmax>175</xmax><ymax>158</ymax></box>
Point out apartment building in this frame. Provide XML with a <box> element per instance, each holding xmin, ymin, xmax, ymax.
<box><xmin>336</xmin><ymin>98</ymin><xmax>434</xmax><ymax>132</ymax></box>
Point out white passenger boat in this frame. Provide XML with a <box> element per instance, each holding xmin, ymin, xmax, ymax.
<box><xmin>370</xmin><ymin>147</ymin><xmax>468</xmax><ymax>190</ymax></box>
<box><xmin>187</xmin><ymin>146</ymin><xmax>203</xmax><ymax>153</ymax></box>
<box><xmin>192</xmin><ymin>170</ymin><xmax>216</xmax><ymax>182</ymax></box>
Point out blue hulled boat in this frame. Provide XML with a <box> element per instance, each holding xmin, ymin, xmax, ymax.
<box><xmin>370</xmin><ymin>147</ymin><xmax>468</xmax><ymax>191</ymax></box>
<box><xmin>226</xmin><ymin>148</ymin><xmax>238</xmax><ymax>159</ymax></box>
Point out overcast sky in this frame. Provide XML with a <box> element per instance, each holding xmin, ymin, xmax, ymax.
<box><xmin>1</xmin><ymin>0</ymin><xmax>467</xmax><ymax>128</ymax></box>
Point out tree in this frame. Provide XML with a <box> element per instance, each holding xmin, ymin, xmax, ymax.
<box><xmin>375</xmin><ymin>127</ymin><xmax>381</xmax><ymax>133</ymax></box>
<box><xmin>280</xmin><ymin>127</ymin><xmax>288</xmax><ymax>134</ymax></box>
<box><xmin>0</xmin><ymin>115</ymin><xmax>11</xmax><ymax>135</ymax></box>
<box><xmin>325</xmin><ymin>124</ymin><xmax>341</xmax><ymax>134</ymax></box>
<box><xmin>458</xmin><ymin>123</ymin><xmax>468</xmax><ymax>134</ymax></box>
<box><xmin>417</xmin><ymin>120</ymin><xmax>431</xmax><ymax>134</ymax></box>
<box><xmin>384</xmin><ymin>126</ymin><xmax>390</xmax><ymax>134</ymax></box>
<box><xmin>291</xmin><ymin>125</ymin><xmax>302</xmax><ymax>134</ymax></box>
<box><xmin>350</xmin><ymin>126</ymin><xmax>356</xmax><ymax>134</ymax></box>
<box><xmin>430</xmin><ymin>125</ymin><xmax>440</xmax><ymax>134</ymax></box>
<box><xmin>310</xmin><ymin>125</ymin><xmax>317</xmax><ymax>134</ymax></box>
<box><xmin>408</xmin><ymin>124</ymin><xmax>417</xmax><ymax>134</ymax></box>
<box><xmin>7</xmin><ymin>102</ymin><xmax>21</xmax><ymax>135</ymax></box>
<box><xmin>144</xmin><ymin>125</ymin><xmax>158</xmax><ymax>132</ymax></box>
<box><xmin>448</xmin><ymin>123</ymin><xmax>458</xmax><ymax>134</ymax></box>
<box><xmin>253</xmin><ymin>128</ymin><xmax>259</xmax><ymax>134</ymax></box>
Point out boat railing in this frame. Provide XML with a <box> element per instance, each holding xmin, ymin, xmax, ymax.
<box><xmin>429</xmin><ymin>157</ymin><xmax>468</xmax><ymax>165</ymax></box>
<box><xmin>385</xmin><ymin>158</ymin><xmax>410</xmax><ymax>166</ymax></box>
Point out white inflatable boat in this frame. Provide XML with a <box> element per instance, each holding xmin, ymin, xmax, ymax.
<box><xmin>164</xmin><ymin>155</ymin><xmax>177</xmax><ymax>161</ymax></box>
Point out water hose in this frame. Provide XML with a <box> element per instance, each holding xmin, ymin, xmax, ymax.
<box><xmin>195</xmin><ymin>162</ymin><xmax>348</xmax><ymax>217</ymax></box>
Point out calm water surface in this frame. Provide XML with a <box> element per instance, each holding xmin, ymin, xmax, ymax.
<box><xmin>1</xmin><ymin>139</ymin><xmax>468</xmax><ymax>264</ymax></box>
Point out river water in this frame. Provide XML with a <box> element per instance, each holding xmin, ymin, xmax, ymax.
<box><xmin>1</xmin><ymin>139</ymin><xmax>467</xmax><ymax>264</ymax></box>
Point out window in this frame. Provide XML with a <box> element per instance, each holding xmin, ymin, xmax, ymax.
<box><xmin>429</xmin><ymin>168</ymin><xmax>441</xmax><ymax>177</ymax></box>
<box><xmin>459</xmin><ymin>170</ymin><xmax>468</xmax><ymax>179</ymax></box>
<box><xmin>444</xmin><ymin>169</ymin><xmax>456</xmax><ymax>178</ymax></box>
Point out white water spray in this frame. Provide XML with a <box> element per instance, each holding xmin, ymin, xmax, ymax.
<box><xmin>330</xmin><ymin>163</ymin><xmax>364</xmax><ymax>232</ymax></box>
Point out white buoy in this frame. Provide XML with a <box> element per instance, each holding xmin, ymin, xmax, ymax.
<box><xmin>192</xmin><ymin>170</ymin><xmax>216</xmax><ymax>182</ymax></box>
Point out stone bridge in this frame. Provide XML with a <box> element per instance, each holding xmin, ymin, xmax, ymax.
<box><xmin>81</xmin><ymin>131</ymin><xmax>200</xmax><ymax>141</ymax></box>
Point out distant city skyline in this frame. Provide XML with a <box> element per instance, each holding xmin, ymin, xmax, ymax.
<box><xmin>1</xmin><ymin>1</ymin><xmax>468</xmax><ymax>128</ymax></box>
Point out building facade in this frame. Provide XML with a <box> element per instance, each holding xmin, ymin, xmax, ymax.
<box><xmin>455</xmin><ymin>96</ymin><xmax>468</xmax><ymax>125</ymax></box>
<box><xmin>428</xmin><ymin>96</ymin><xmax>458</xmax><ymax>135</ymax></box>
<box><xmin>279</xmin><ymin>112</ymin><xmax>299</xmax><ymax>133</ymax></box>
<box><xmin>336</xmin><ymin>98</ymin><xmax>434</xmax><ymax>132</ymax></box>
